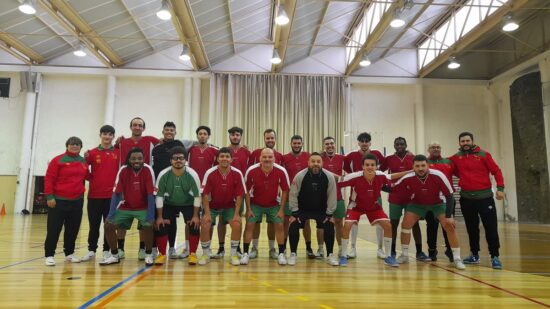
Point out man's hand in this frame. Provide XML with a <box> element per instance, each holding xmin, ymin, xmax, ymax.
<box><xmin>47</xmin><ymin>199</ymin><xmax>56</xmax><ymax>208</ymax></box>
<box><xmin>496</xmin><ymin>191</ymin><xmax>505</xmax><ymax>201</ymax></box>
<box><xmin>190</xmin><ymin>215</ymin><xmax>200</xmax><ymax>229</ymax></box>
<box><xmin>155</xmin><ymin>217</ymin><xmax>165</xmax><ymax>230</ymax></box>
<box><xmin>246</xmin><ymin>209</ymin><xmax>255</xmax><ymax>220</ymax></box>
<box><xmin>231</xmin><ymin>214</ymin><xmax>241</xmax><ymax>225</ymax></box>
<box><xmin>202</xmin><ymin>213</ymin><xmax>212</xmax><ymax>225</ymax></box>
<box><xmin>445</xmin><ymin>217</ymin><xmax>456</xmax><ymax>229</ymax></box>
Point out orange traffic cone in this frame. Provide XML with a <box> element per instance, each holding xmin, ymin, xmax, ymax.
<box><xmin>0</xmin><ymin>203</ymin><xmax>5</xmax><ymax>216</ymax></box>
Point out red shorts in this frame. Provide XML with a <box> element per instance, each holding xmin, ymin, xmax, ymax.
<box><xmin>345</xmin><ymin>208</ymin><xmax>388</xmax><ymax>225</ymax></box>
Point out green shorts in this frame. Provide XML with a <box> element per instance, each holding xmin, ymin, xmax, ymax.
<box><xmin>389</xmin><ymin>203</ymin><xmax>407</xmax><ymax>220</ymax></box>
<box><xmin>210</xmin><ymin>208</ymin><xmax>236</xmax><ymax>225</ymax></box>
<box><xmin>406</xmin><ymin>204</ymin><xmax>446</xmax><ymax>218</ymax></box>
<box><xmin>247</xmin><ymin>204</ymin><xmax>282</xmax><ymax>224</ymax></box>
<box><xmin>114</xmin><ymin>209</ymin><xmax>151</xmax><ymax>230</ymax></box>
<box><xmin>333</xmin><ymin>200</ymin><xmax>346</xmax><ymax>219</ymax></box>
<box><xmin>284</xmin><ymin>202</ymin><xmax>292</xmax><ymax>216</ymax></box>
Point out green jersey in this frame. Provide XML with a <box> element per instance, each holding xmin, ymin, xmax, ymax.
<box><xmin>156</xmin><ymin>166</ymin><xmax>201</xmax><ymax>207</ymax></box>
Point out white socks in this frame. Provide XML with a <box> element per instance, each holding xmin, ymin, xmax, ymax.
<box><xmin>341</xmin><ymin>239</ymin><xmax>349</xmax><ymax>257</ymax></box>
<box><xmin>351</xmin><ymin>224</ymin><xmax>358</xmax><ymax>248</ymax></box>
<box><xmin>401</xmin><ymin>244</ymin><xmax>409</xmax><ymax>257</ymax></box>
<box><xmin>451</xmin><ymin>248</ymin><xmax>461</xmax><ymax>261</ymax></box>
<box><xmin>376</xmin><ymin>225</ymin><xmax>384</xmax><ymax>249</ymax></box>
<box><xmin>383</xmin><ymin>237</ymin><xmax>392</xmax><ymax>257</ymax></box>
<box><xmin>230</xmin><ymin>240</ymin><xmax>240</xmax><ymax>256</ymax></box>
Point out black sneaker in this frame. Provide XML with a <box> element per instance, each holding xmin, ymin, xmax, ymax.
<box><xmin>428</xmin><ymin>249</ymin><xmax>438</xmax><ymax>261</ymax></box>
<box><xmin>445</xmin><ymin>248</ymin><xmax>454</xmax><ymax>262</ymax></box>
<box><xmin>306</xmin><ymin>248</ymin><xmax>316</xmax><ymax>259</ymax></box>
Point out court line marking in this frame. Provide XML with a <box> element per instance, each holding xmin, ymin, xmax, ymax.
<box><xmin>91</xmin><ymin>267</ymin><xmax>154</xmax><ymax>308</ymax></box>
<box><xmin>0</xmin><ymin>244</ymin><xmax>85</xmax><ymax>271</ymax></box>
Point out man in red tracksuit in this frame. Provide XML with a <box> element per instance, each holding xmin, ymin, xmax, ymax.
<box><xmin>450</xmin><ymin>132</ymin><xmax>505</xmax><ymax>269</ymax></box>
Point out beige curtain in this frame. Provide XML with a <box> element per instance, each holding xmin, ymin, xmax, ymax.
<box><xmin>207</xmin><ymin>73</ymin><xmax>347</xmax><ymax>154</ymax></box>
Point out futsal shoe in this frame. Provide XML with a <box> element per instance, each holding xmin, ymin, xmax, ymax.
<box><xmin>416</xmin><ymin>251</ymin><xmax>432</xmax><ymax>262</ymax></box>
<box><xmin>118</xmin><ymin>249</ymin><xmax>125</xmax><ymax>259</ymax></box>
<box><xmin>428</xmin><ymin>249</ymin><xmax>438</xmax><ymax>261</ymax></box>
<box><xmin>277</xmin><ymin>253</ymin><xmax>287</xmax><ymax>265</ymax></box>
<box><xmin>287</xmin><ymin>253</ymin><xmax>297</xmax><ymax>266</ymax></box>
<box><xmin>152</xmin><ymin>247</ymin><xmax>159</xmax><ymax>259</ymax></box>
<box><xmin>102</xmin><ymin>251</ymin><xmax>112</xmax><ymax>260</ymax></box>
<box><xmin>316</xmin><ymin>248</ymin><xmax>325</xmax><ymax>259</ymax></box>
<box><xmin>231</xmin><ymin>255</ymin><xmax>240</xmax><ymax>266</ymax></box>
<box><xmin>453</xmin><ymin>258</ymin><xmax>466</xmax><ymax>270</ymax></box>
<box><xmin>99</xmin><ymin>255</ymin><xmax>120</xmax><ymax>266</ymax></box>
<box><xmin>145</xmin><ymin>254</ymin><xmax>154</xmax><ymax>267</ymax></box>
<box><xmin>179</xmin><ymin>249</ymin><xmax>190</xmax><ymax>259</ymax></box>
<box><xmin>45</xmin><ymin>256</ymin><xmax>55</xmax><ymax>266</ymax></box>
<box><xmin>210</xmin><ymin>249</ymin><xmax>225</xmax><ymax>259</ymax></box>
<box><xmin>384</xmin><ymin>255</ymin><xmax>400</xmax><ymax>267</ymax></box>
<box><xmin>306</xmin><ymin>248</ymin><xmax>316</xmax><ymax>259</ymax></box>
<box><xmin>81</xmin><ymin>251</ymin><xmax>95</xmax><ymax>262</ymax></box>
<box><xmin>188</xmin><ymin>253</ymin><xmax>198</xmax><ymax>265</ymax></box>
<box><xmin>326</xmin><ymin>254</ymin><xmax>339</xmax><ymax>266</ymax></box>
<box><xmin>168</xmin><ymin>247</ymin><xmax>178</xmax><ymax>259</ymax></box>
<box><xmin>463</xmin><ymin>254</ymin><xmax>480</xmax><ymax>264</ymax></box>
<box><xmin>249</xmin><ymin>247</ymin><xmax>258</xmax><ymax>259</ymax></box>
<box><xmin>154</xmin><ymin>254</ymin><xmax>166</xmax><ymax>266</ymax></box>
<box><xmin>198</xmin><ymin>254</ymin><xmax>210</xmax><ymax>265</ymax></box>
<box><xmin>269</xmin><ymin>248</ymin><xmax>278</xmax><ymax>259</ymax></box>
<box><xmin>240</xmin><ymin>253</ymin><xmax>250</xmax><ymax>265</ymax></box>
<box><xmin>339</xmin><ymin>256</ymin><xmax>348</xmax><ymax>267</ymax></box>
<box><xmin>138</xmin><ymin>248</ymin><xmax>146</xmax><ymax>260</ymax></box>
<box><xmin>397</xmin><ymin>255</ymin><xmax>409</xmax><ymax>264</ymax></box>
<box><xmin>491</xmin><ymin>256</ymin><xmax>503</xmax><ymax>270</ymax></box>
<box><xmin>377</xmin><ymin>248</ymin><xmax>386</xmax><ymax>259</ymax></box>
<box><xmin>347</xmin><ymin>247</ymin><xmax>357</xmax><ymax>259</ymax></box>
<box><xmin>65</xmin><ymin>254</ymin><xmax>81</xmax><ymax>263</ymax></box>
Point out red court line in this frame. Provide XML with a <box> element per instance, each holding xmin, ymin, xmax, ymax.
<box><xmin>431</xmin><ymin>264</ymin><xmax>550</xmax><ymax>308</ymax></box>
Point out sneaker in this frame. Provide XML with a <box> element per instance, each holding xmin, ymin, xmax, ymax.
<box><xmin>180</xmin><ymin>249</ymin><xmax>190</xmax><ymax>259</ymax></box>
<box><xmin>277</xmin><ymin>253</ymin><xmax>287</xmax><ymax>265</ymax></box>
<box><xmin>491</xmin><ymin>256</ymin><xmax>503</xmax><ymax>270</ymax></box>
<box><xmin>316</xmin><ymin>248</ymin><xmax>325</xmax><ymax>259</ymax></box>
<box><xmin>463</xmin><ymin>254</ymin><xmax>480</xmax><ymax>264</ymax></box>
<box><xmin>152</xmin><ymin>247</ymin><xmax>159</xmax><ymax>259</ymax></box>
<box><xmin>445</xmin><ymin>248</ymin><xmax>454</xmax><ymax>262</ymax></box>
<box><xmin>188</xmin><ymin>253</ymin><xmax>198</xmax><ymax>265</ymax></box>
<box><xmin>198</xmin><ymin>254</ymin><xmax>210</xmax><ymax>265</ymax></box>
<box><xmin>347</xmin><ymin>247</ymin><xmax>357</xmax><ymax>259</ymax></box>
<box><xmin>397</xmin><ymin>255</ymin><xmax>409</xmax><ymax>264</ymax></box>
<box><xmin>168</xmin><ymin>247</ymin><xmax>178</xmax><ymax>259</ymax></box>
<box><xmin>287</xmin><ymin>253</ymin><xmax>297</xmax><ymax>266</ymax></box>
<box><xmin>416</xmin><ymin>251</ymin><xmax>432</xmax><ymax>262</ymax></box>
<box><xmin>211</xmin><ymin>249</ymin><xmax>225</xmax><ymax>259</ymax></box>
<box><xmin>138</xmin><ymin>248</ymin><xmax>146</xmax><ymax>261</ymax></box>
<box><xmin>249</xmin><ymin>247</ymin><xmax>258</xmax><ymax>259</ymax></box>
<box><xmin>154</xmin><ymin>254</ymin><xmax>166</xmax><ymax>266</ymax></box>
<box><xmin>339</xmin><ymin>256</ymin><xmax>348</xmax><ymax>267</ymax></box>
<box><xmin>454</xmin><ymin>258</ymin><xmax>466</xmax><ymax>270</ymax></box>
<box><xmin>240</xmin><ymin>253</ymin><xmax>250</xmax><ymax>265</ymax></box>
<box><xmin>428</xmin><ymin>249</ymin><xmax>438</xmax><ymax>262</ymax></box>
<box><xmin>99</xmin><ymin>255</ymin><xmax>120</xmax><ymax>266</ymax></box>
<box><xmin>102</xmin><ymin>251</ymin><xmax>112</xmax><ymax>260</ymax></box>
<box><xmin>306</xmin><ymin>248</ymin><xmax>315</xmax><ymax>259</ymax></box>
<box><xmin>377</xmin><ymin>248</ymin><xmax>386</xmax><ymax>259</ymax></box>
<box><xmin>145</xmin><ymin>254</ymin><xmax>154</xmax><ymax>267</ymax></box>
<box><xmin>65</xmin><ymin>254</ymin><xmax>81</xmax><ymax>263</ymax></box>
<box><xmin>326</xmin><ymin>253</ymin><xmax>339</xmax><ymax>266</ymax></box>
<box><xmin>81</xmin><ymin>251</ymin><xmax>95</xmax><ymax>262</ymax></box>
<box><xmin>384</xmin><ymin>255</ymin><xmax>400</xmax><ymax>267</ymax></box>
<box><xmin>269</xmin><ymin>248</ymin><xmax>278</xmax><ymax>259</ymax></box>
<box><xmin>118</xmin><ymin>249</ymin><xmax>125</xmax><ymax>259</ymax></box>
<box><xmin>45</xmin><ymin>256</ymin><xmax>55</xmax><ymax>266</ymax></box>
<box><xmin>231</xmin><ymin>255</ymin><xmax>240</xmax><ymax>266</ymax></box>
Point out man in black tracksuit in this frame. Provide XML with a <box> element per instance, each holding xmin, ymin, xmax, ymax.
<box><xmin>288</xmin><ymin>152</ymin><xmax>339</xmax><ymax>266</ymax></box>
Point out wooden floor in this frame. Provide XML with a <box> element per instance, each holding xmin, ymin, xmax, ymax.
<box><xmin>0</xmin><ymin>215</ymin><xmax>549</xmax><ymax>308</ymax></box>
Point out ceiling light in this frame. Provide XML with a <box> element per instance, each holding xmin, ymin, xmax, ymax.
<box><xmin>502</xmin><ymin>14</ymin><xmax>519</xmax><ymax>32</ymax></box>
<box><xmin>271</xmin><ymin>49</ymin><xmax>282</xmax><ymax>64</ymax></box>
<box><xmin>18</xmin><ymin>0</ymin><xmax>36</xmax><ymax>15</ymax></box>
<box><xmin>447</xmin><ymin>57</ymin><xmax>460</xmax><ymax>69</ymax></box>
<box><xmin>179</xmin><ymin>46</ymin><xmax>190</xmax><ymax>61</ymax></box>
<box><xmin>275</xmin><ymin>4</ymin><xmax>289</xmax><ymax>25</ymax></box>
<box><xmin>156</xmin><ymin>0</ymin><xmax>172</xmax><ymax>21</ymax></box>
<box><xmin>390</xmin><ymin>9</ymin><xmax>406</xmax><ymax>28</ymax></box>
<box><xmin>359</xmin><ymin>55</ymin><xmax>371</xmax><ymax>67</ymax></box>
<box><xmin>73</xmin><ymin>44</ymin><xmax>87</xmax><ymax>57</ymax></box>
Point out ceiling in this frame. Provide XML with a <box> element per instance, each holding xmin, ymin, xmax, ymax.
<box><xmin>0</xmin><ymin>0</ymin><xmax>548</xmax><ymax>79</ymax></box>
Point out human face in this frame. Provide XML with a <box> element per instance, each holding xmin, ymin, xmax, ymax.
<box><xmin>358</xmin><ymin>140</ymin><xmax>371</xmax><ymax>152</ymax></box>
<box><xmin>459</xmin><ymin>135</ymin><xmax>474</xmax><ymax>152</ymax></box>
<box><xmin>66</xmin><ymin>143</ymin><xmax>81</xmax><ymax>154</ymax></box>
<box><xmin>291</xmin><ymin>139</ymin><xmax>303</xmax><ymax>154</ymax></box>
<box><xmin>260</xmin><ymin>148</ymin><xmax>274</xmax><ymax>168</ymax></box>
<box><xmin>324</xmin><ymin>138</ymin><xmax>335</xmax><ymax>155</ymax></box>
<box><xmin>163</xmin><ymin>126</ymin><xmax>176</xmax><ymax>141</ymax></box>
<box><xmin>308</xmin><ymin>155</ymin><xmax>322</xmax><ymax>174</ymax></box>
<box><xmin>264</xmin><ymin>132</ymin><xmax>276</xmax><ymax>149</ymax></box>
<box><xmin>394</xmin><ymin>140</ymin><xmax>407</xmax><ymax>154</ymax></box>
<box><xmin>428</xmin><ymin>144</ymin><xmax>441</xmax><ymax>158</ymax></box>
<box><xmin>100</xmin><ymin>132</ymin><xmax>114</xmax><ymax>146</ymax></box>
<box><xmin>229</xmin><ymin>132</ymin><xmax>241</xmax><ymax>146</ymax></box>
<box><xmin>362</xmin><ymin>159</ymin><xmax>377</xmax><ymax>175</ymax></box>
<box><xmin>171</xmin><ymin>153</ymin><xmax>186</xmax><ymax>169</ymax></box>
<box><xmin>217</xmin><ymin>152</ymin><xmax>232</xmax><ymax>168</ymax></box>
<box><xmin>129</xmin><ymin>152</ymin><xmax>144</xmax><ymax>171</ymax></box>
<box><xmin>130</xmin><ymin>119</ymin><xmax>145</xmax><ymax>137</ymax></box>
<box><xmin>197</xmin><ymin>129</ymin><xmax>209</xmax><ymax>144</ymax></box>
<box><xmin>413</xmin><ymin>160</ymin><xmax>428</xmax><ymax>177</ymax></box>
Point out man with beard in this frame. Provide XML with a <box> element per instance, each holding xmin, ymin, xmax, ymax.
<box><xmin>288</xmin><ymin>153</ymin><xmax>339</xmax><ymax>266</ymax></box>
<box><xmin>450</xmin><ymin>132</ymin><xmax>505</xmax><ymax>269</ymax></box>
<box><xmin>394</xmin><ymin>155</ymin><xmax>466</xmax><ymax>270</ymax></box>
<box><xmin>100</xmin><ymin>148</ymin><xmax>156</xmax><ymax>266</ymax></box>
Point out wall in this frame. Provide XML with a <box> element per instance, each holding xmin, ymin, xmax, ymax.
<box><xmin>0</xmin><ymin>72</ymin><xmax>25</xmax><ymax>175</ymax></box>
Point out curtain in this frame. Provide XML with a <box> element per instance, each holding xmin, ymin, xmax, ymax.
<box><xmin>207</xmin><ymin>73</ymin><xmax>347</xmax><ymax>154</ymax></box>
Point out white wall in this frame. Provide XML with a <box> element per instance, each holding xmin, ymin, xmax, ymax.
<box><xmin>0</xmin><ymin>72</ymin><xmax>25</xmax><ymax>175</ymax></box>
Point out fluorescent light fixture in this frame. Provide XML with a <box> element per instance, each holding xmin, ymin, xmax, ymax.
<box><xmin>359</xmin><ymin>55</ymin><xmax>371</xmax><ymax>67</ymax></box>
<box><xmin>19</xmin><ymin>0</ymin><xmax>36</xmax><ymax>15</ymax></box>
<box><xmin>179</xmin><ymin>46</ymin><xmax>191</xmax><ymax>61</ymax></box>
<box><xmin>271</xmin><ymin>49</ymin><xmax>282</xmax><ymax>64</ymax></box>
<box><xmin>448</xmin><ymin>57</ymin><xmax>460</xmax><ymax>69</ymax></box>
<box><xmin>502</xmin><ymin>14</ymin><xmax>519</xmax><ymax>32</ymax></box>
<box><xmin>156</xmin><ymin>0</ymin><xmax>172</xmax><ymax>20</ymax></box>
<box><xmin>73</xmin><ymin>44</ymin><xmax>87</xmax><ymax>57</ymax></box>
<box><xmin>275</xmin><ymin>4</ymin><xmax>289</xmax><ymax>25</ymax></box>
<box><xmin>390</xmin><ymin>10</ymin><xmax>406</xmax><ymax>28</ymax></box>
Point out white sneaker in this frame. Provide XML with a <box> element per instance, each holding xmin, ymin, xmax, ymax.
<box><xmin>231</xmin><ymin>255</ymin><xmax>240</xmax><ymax>266</ymax></box>
<box><xmin>152</xmin><ymin>247</ymin><xmax>159</xmax><ymax>259</ymax></box>
<box><xmin>287</xmin><ymin>253</ymin><xmax>297</xmax><ymax>266</ymax></box>
<box><xmin>198</xmin><ymin>254</ymin><xmax>210</xmax><ymax>265</ymax></box>
<box><xmin>277</xmin><ymin>253</ymin><xmax>287</xmax><ymax>265</ymax></box>
<box><xmin>269</xmin><ymin>248</ymin><xmax>278</xmax><ymax>259</ymax></box>
<box><xmin>397</xmin><ymin>254</ymin><xmax>409</xmax><ymax>264</ymax></box>
<box><xmin>240</xmin><ymin>253</ymin><xmax>250</xmax><ymax>265</ymax></box>
<box><xmin>249</xmin><ymin>247</ymin><xmax>258</xmax><ymax>259</ymax></box>
<box><xmin>326</xmin><ymin>253</ymin><xmax>339</xmax><ymax>266</ymax></box>
<box><xmin>118</xmin><ymin>249</ymin><xmax>125</xmax><ymax>259</ymax></box>
<box><xmin>99</xmin><ymin>254</ymin><xmax>119</xmax><ymax>266</ymax></box>
<box><xmin>168</xmin><ymin>247</ymin><xmax>178</xmax><ymax>259</ymax></box>
<box><xmin>179</xmin><ymin>249</ymin><xmax>190</xmax><ymax>259</ymax></box>
<box><xmin>81</xmin><ymin>251</ymin><xmax>95</xmax><ymax>262</ymax></box>
<box><xmin>138</xmin><ymin>248</ymin><xmax>146</xmax><ymax>260</ymax></box>
<box><xmin>454</xmin><ymin>258</ymin><xmax>466</xmax><ymax>270</ymax></box>
<box><xmin>377</xmin><ymin>248</ymin><xmax>386</xmax><ymax>259</ymax></box>
<box><xmin>65</xmin><ymin>254</ymin><xmax>81</xmax><ymax>263</ymax></box>
<box><xmin>102</xmin><ymin>251</ymin><xmax>111</xmax><ymax>259</ymax></box>
<box><xmin>316</xmin><ymin>248</ymin><xmax>325</xmax><ymax>259</ymax></box>
<box><xmin>45</xmin><ymin>256</ymin><xmax>55</xmax><ymax>266</ymax></box>
<box><xmin>347</xmin><ymin>247</ymin><xmax>357</xmax><ymax>259</ymax></box>
<box><xmin>145</xmin><ymin>254</ymin><xmax>154</xmax><ymax>266</ymax></box>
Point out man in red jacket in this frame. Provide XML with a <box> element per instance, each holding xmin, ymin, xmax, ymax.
<box><xmin>450</xmin><ymin>132</ymin><xmax>505</xmax><ymax>269</ymax></box>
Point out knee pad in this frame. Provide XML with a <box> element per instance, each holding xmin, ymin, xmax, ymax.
<box><xmin>401</xmin><ymin>228</ymin><xmax>412</xmax><ymax>234</ymax></box>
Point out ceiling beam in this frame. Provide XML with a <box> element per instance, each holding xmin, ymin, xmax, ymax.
<box><xmin>345</xmin><ymin>0</ymin><xmax>403</xmax><ymax>75</ymax></box>
<box><xmin>168</xmin><ymin>0</ymin><xmax>209</xmax><ymax>70</ymax></box>
<box><xmin>272</xmin><ymin>0</ymin><xmax>297</xmax><ymax>73</ymax></box>
<box><xmin>49</xmin><ymin>0</ymin><xmax>124</xmax><ymax>66</ymax></box>
<box><xmin>227</xmin><ymin>0</ymin><xmax>237</xmax><ymax>54</ymax></box>
<box><xmin>308</xmin><ymin>0</ymin><xmax>330</xmax><ymax>57</ymax></box>
<box><xmin>418</xmin><ymin>0</ymin><xmax>530</xmax><ymax>78</ymax></box>
<box><xmin>0</xmin><ymin>42</ymin><xmax>32</xmax><ymax>65</ymax></box>
<box><xmin>0</xmin><ymin>33</ymin><xmax>44</xmax><ymax>63</ymax></box>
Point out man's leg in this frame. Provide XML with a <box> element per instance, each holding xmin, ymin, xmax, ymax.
<box><xmin>478</xmin><ymin>197</ymin><xmax>501</xmax><ymax>268</ymax></box>
<box><xmin>424</xmin><ymin>210</ymin><xmax>439</xmax><ymax>261</ymax></box>
<box><xmin>241</xmin><ymin>205</ymin><xmax>262</xmax><ymax>265</ymax></box>
<box><xmin>316</xmin><ymin>228</ymin><xmax>325</xmax><ymax>258</ymax></box>
<box><xmin>398</xmin><ymin>212</ymin><xmax>421</xmax><ymax>264</ymax></box>
<box><xmin>267</xmin><ymin>222</ymin><xmax>277</xmax><ymax>259</ymax></box>
<box><xmin>460</xmin><ymin>197</ymin><xmax>481</xmax><ymax>262</ymax></box>
<box><xmin>86</xmin><ymin>199</ymin><xmax>102</xmax><ymax>256</ymax></box>
<box><xmin>389</xmin><ymin>204</ymin><xmax>404</xmax><ymax>257</ymax></box>
<box><xmin>183</xmin><ymin>207</ymin><xmax>200</xmax><ymax>265</ymax></box>
<box><xmin>438</xmin><ymin>213</ymin><xmax>465</xmax><ymax>270</ymax></box>
<box><xmin>199</xmin><ymin>210</ymin><xmax>214</xmax><ymax>265</ymax></box>
<box><xmin>44</xmin><ymin>200</ymin><xmax>66</xmax><ymax>260</ymax></box>
<box><xmin>63</xmin><ymin>199</ymin><xmax>84</xmax><ymax>258</ymax></box>
<box><xmin>228</xmin><ymin>210</ymin><xmax>242</xmax><ymax>265</ymax></box>
<box><xmin>216</xmin><ymin>222</ymin><xmax>227</xmax><ymax>257</ymax></box>
<box><xmin>303</xmin><ymin>220</ymin><xmax>314</xmax><ymax>258</ymax></box>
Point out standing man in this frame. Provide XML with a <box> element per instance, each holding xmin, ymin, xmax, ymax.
<box><xmin>199</xmin><ymin>148</ymin><xmax>246</xmax><ymax>266</ymax></box>
<box><xmin>241</xmin><ymin>148</ymin><xmax>290</xmax><ymax>265</ymax></box>
<box><xmin>394</xmin><ymin>155</ymin><xmax>466</xmax><ymax>270</ymax></box>
<box><xmin>450</xmin><ymin>132</ymin><xmax>505</xmax><ymax>269</ymax></box>
<box><xmin>282</xmin><ymin>135</ymin><xmax>313</xmax><ymax>258</ymax></box>
<box><xmin>81</xmin><ymin>125</ymin><xmax>119</xmax><ymax>262</ymax></box>
<box><xmin>288</xmin><ymin>153</ymin><xmax>339</xmax><ymax>266</ymax></box>
<box><xmin>344</xmin><ymin>132</ymin><xmax>386</xmax><ymax>259</ymax></box>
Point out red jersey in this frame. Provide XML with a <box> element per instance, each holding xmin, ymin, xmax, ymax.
<box><xmin>321</xmin><ymin>152</ymin><xmax>345</xmax><ymax>200</ymax></box>
<box><xmin>394</xmin><ymin>170</ymin><xmax>453</xmax><ymax>206</ymax></box>
<box><xmin>427</xmin><ymin>156</ymin><xmax>454</xmax><ymax>184</ymax></box>
<box><xmin>282</xmin><ymin>152</ymin><xmax>310</xmax><ymax>182</ymax></box>
<box><xmin>118</xmin><ymin>136</ymin><xmax>159</xmax><ymax>166</ymax></box>
<box><xmin>202</xmin><ymin>166</ymin><xmax>246</xmax><ymax>209</ymax></box>
<box><xmin>245</xmin><ymin>163</ymin><xmax>290</xmax><ymax>207</ymax></box>
<box><xmin>344</xmin><ymin>149</ymin><xmax>385</xmax><ymax>173</ymax></box>
<box><xmin>87</xmin><ymin>145</ymin><xmax>120</xmax><ymax>199</ymax></box>
<box><xmin>381</xmin><ymin>152</ymin><xmax>415</xmax><ymax>205</ymax></box>
<box><xmin>188</xmin><ymin>145</ymin><xmax>219</xmax><ymax>182</ymax></box>
<box><xmin>338</xmin><ymin>171</ymin><xmax>390</xmax><ymax>211</ymax></box>
<box><xmin>449</xmin><ymin>146</ymin><xmax>504</xmax><ymax>195</ymax></box>
<box><xmin>229</xmin><ymin>146</ymin><xmax>251</xmax><ymax>176</ymax></box>
<box><xmin>44</xmin><ymin>152</ymin><xmax>88</xmax><ymax>200</ymax></box>
<box><xmin>249</xmin><ymin>148</ymin><xmax>283</xmax><ymax>166</ymax></box>
<box><xmin>114</xmin><ymin>164</ymin><xmax>155</xmax><ymax>211</ymax></box>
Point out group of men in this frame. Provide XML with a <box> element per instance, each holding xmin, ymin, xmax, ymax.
<box><xmin>70</xmin><ymin>116</ymin><xmax>506</xmax><ymax>270</ymax></box>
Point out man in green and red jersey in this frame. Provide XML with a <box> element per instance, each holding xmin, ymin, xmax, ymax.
<box><xmin>100</xmin><ymin>148</ymin><xmax>156</xmax><ymax>266</ymax></box>
<box><xmin>248</xmin><ymin>129</ymin><xmax>284</xmax><ymax>259</ymax></box>
<box><xmin>199</xmin><ymin>148</ymin><xmax>246</xmax><ymax>266</ymax></box>
<box><xmin>450</xmin><ymin>132</ymin><xmax>505</xmax><ymax>269</ymax></box>
<box><xmin>380</xmin><ymin>137</ymin><xmax>430</xmax><ymax>261</ymax></box>
<box><xmin>241</xmin><ymin>148</ymin><xmax>290</xmax><ymax>265</ymax></box>
<box><xmin>81</xmin><ymin>125</ymin><xmax>120</xmax><ymax>262</ymax></box>
<box><xmin>344</xmin><ymin>132</ymin><xmax>386</xmax><ymax>259</ymax></box>
<box><xmin>282</xmin><ymin>135</ymin><xmax>312</xmax><ymax>258</ymax></box>
<box><xmin>426</xmin><ymin>141</ymin><xmax>453</xmax><ymax>262</ymax></box>
<box><xmin>394</xmin><ymin>155</ymin><xmax>466</xmax><ymax>270</ymax></box>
